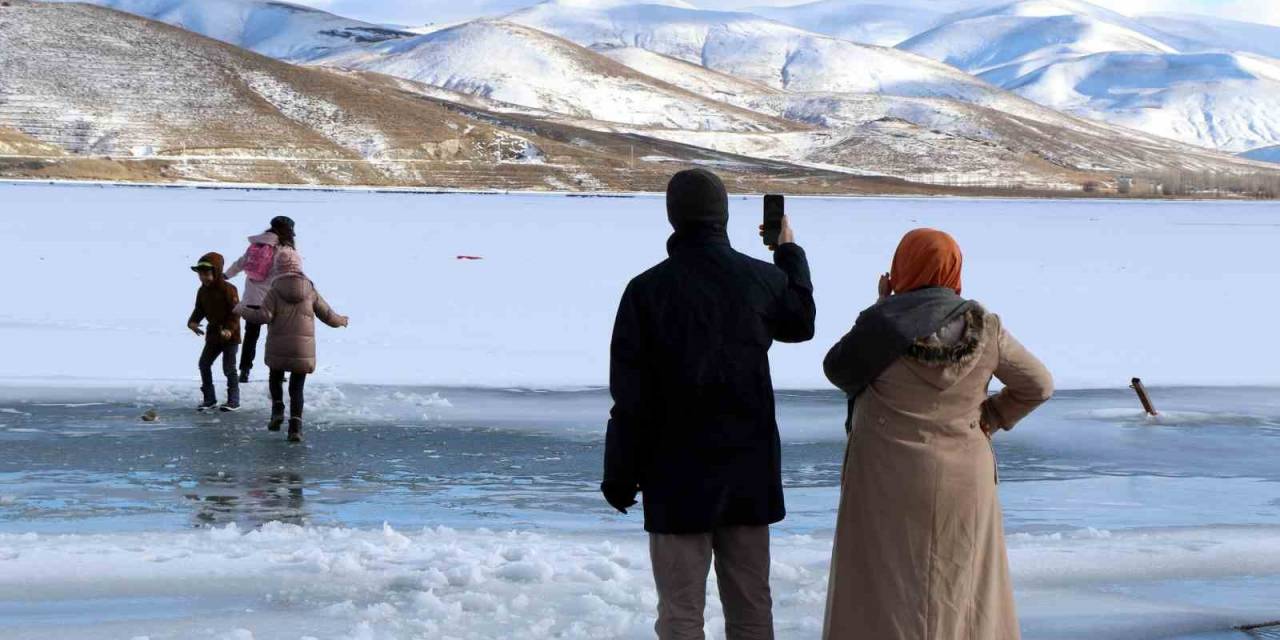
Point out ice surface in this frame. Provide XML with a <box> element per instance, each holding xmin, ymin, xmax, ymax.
<box><xmin>2</xmin><ymin>182</ymin><xmax>1280</xmax><ymax>390</ymax></box>
<box><xmin>1</xmin><ymin>381</ymin><xmax>1279</xmax><ymax>637</ymax></box>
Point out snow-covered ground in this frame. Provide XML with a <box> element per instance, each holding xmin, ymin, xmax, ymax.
<box><xmin>2</xmin><ymin>521</ymin><xmax>1276</xmax><ymax>639</ymax></box>
<box><xmin>2</xmin><ymin>182</ymin><xmax>1279</xmax><ymax>390</ymax></box>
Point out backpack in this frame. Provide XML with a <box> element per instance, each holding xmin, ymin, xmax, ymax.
<box><xmin>243</xmin><ymin>243</ymin><xmax>275</xmax><ymax>282</ymax></box>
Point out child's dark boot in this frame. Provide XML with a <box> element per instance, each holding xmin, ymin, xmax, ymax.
<box><xmin>287</xmin><ymin>417</ymin><xmax>303</xmax><ymax>443</ymax></box>
<box><xmin>268</xmin><ymin>403</ymin><xmax>285</xmax><ymax>432</ymax></box>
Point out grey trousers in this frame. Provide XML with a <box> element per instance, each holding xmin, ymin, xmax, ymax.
<box><xmin>650</xmin><ymin>525</ymin><xmax>775</xmax><ymax>640</ymax></box>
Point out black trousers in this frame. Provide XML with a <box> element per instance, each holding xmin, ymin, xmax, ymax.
<box><xmin>269</xmin><ymin>369</ymin><xmax>308</xmax><ymax>418</ymax></box>
<box><xmin>199</xmin><ymin>342</ymin><xmax>239</xmax><ymax>404</ymax></box>
<box><xmin>240</xmin><ymin>307</ymin><xmax>263</xmax><ymax>372</ymax></box>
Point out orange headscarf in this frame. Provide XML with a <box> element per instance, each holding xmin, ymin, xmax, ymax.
<box><xmin>891</xmin><ymin>228</ymin><xmax>963</xmax><ymax>295</ymax></box>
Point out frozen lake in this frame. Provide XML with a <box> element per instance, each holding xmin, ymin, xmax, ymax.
<box><xmin>2</xmin><ymin>384</ymin><xmax>1280</xmax><ymax>640</ymax></box>
<box><xmin>2</xmin><ymin>183</ymin><xmax>1280</xmax><ymax>639</ymax></box>
<box><xmin>2</xmin><ymin>182</ymin><xmax>1280</xmax><ymax>389</ymax></box>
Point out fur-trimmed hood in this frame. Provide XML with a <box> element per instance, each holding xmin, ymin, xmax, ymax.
<box><xmin>901</xmin><ymin>305</ymin><xmax>991</xmax><ymax>391</ymax></box>
<box><xmin>824</xmin><ymin>287</ymin><xmax>976</xmax><ymax>430</ymax></box>
<box><xmin>907</xmin><ymin>305</ymin><xmax>987</xmax><ymax>367</ymax></box>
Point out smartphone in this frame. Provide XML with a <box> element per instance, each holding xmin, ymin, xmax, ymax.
<box><xmin>763</xmin><ymin>194</ymin><xmax>785</xmax><ymax>247</ymax></box>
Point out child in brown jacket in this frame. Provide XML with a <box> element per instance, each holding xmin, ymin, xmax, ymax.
<box><xmin>236</xmin><ymin>251</ymin><xmax>347</xmax><ymax>442</ymax></box>
<box><xmin>188</xmin><ymin>252</ymin><xmax>241</xmax><ymax>412</ymax></box>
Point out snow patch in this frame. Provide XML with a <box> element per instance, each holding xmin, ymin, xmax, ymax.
<box><xmin>0</xmin><ymin>523</ymin><xmax>1279</xmax><ymax>638</ymax></box>
<box><xmin>239</xmin><ymin>70</ymin><xmax>389</xmax><ymax>159</ymax></box>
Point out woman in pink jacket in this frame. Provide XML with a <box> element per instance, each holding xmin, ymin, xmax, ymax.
<box><xmin>224</xmin><ymin>216</ymin><xmax>301</xmax><ymax>382</ymax></box>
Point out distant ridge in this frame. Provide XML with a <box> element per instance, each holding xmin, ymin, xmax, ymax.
<box><xmin>5</xmin><ymin>0</ymin><xmax>1279</xmax><ymax>194</ymax></box>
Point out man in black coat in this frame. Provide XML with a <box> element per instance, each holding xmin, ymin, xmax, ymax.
<box><xmin>602</xmin><ymin>169</ymin><xmax>816</xmax><ymax>639</ymax></box>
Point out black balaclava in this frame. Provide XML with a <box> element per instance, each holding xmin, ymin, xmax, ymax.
<box><xmin>666</xmin><ymin>169</ymin><xmax>729</xmax><ymax>230</ymax></box>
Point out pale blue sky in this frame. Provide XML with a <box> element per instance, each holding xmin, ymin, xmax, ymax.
<box><xmin>291</xmin><ymin>0</ymin><xmax>1280</xmax><ymax>27</ymax></box>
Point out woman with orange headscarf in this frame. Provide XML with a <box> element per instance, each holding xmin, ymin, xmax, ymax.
<box><xmin>821</xmin><ymin>229</ymin><xmax>1054</xmax><ymax>640</ymax></box>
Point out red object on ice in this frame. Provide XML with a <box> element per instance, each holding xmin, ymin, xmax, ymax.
<box><xmin>456</xmin><ymin>255</ymin><xmax>484</xmax><ymax>261</ymax></box>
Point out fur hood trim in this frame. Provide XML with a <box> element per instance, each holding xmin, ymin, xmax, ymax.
<box><xmin>906</xmin><ymin>305</ymin><xmax>987</xmax><ymax>367</ymax></box>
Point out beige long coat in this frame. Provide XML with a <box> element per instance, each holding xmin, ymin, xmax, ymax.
<box><xmin>238</xmin><ymin>274</ymin><xmax>345</xmax><ymax>374</ymax></box>
<box><xmin>824</xmin><ymin>308</ymin><xmax>1053</xmax><ymax>640</ymax></box>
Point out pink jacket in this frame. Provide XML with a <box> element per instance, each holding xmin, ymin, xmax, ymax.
<box><xmin>225</xmin><ymin>232</ymin><xmax>302</xmax><ymax>308</ymax></box>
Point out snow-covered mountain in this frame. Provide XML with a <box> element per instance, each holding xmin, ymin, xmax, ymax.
<box><xmin>898</xmin><ymin>0</ymin><xmax>1176</xmax><ymax>85</ymax></box>
<box><xmin>1005</xmin><ymin>51</ymin><xmax>1280</xmax><ymax>152</ymax></box>
<box><xmin>4</xmin><ymin>0</ymin><xmax>842</xmax><ymax>191</ymax></box>
<box><xmin>564</xmin><ymin>46</ymin><xmax>1271</xmax><ymax>187</ymax></box>
<box><xmin>13</xmin><ymin>0</ymin><xmax>1280</xmax><ymax>192</ymax></box>
<box><xmin>1141</xmin><ymin>13</ymin><xmax>1280</xmax><ymax>60</ymax></box>
<box><xmin>503</xmin><ymin>0</ymin><xmax>1225</xmax><ymax>147</ymax></box>
<box><xmin>327</xmin><ymin>3</ymin><xmax>1272</xmax><ymax>187</ymax></box>
<box><xmin>749</xmin><ymin>0</ymin><xmax>980</xmax><ymax>47</ymax></box>
<box><xmin>597</xmin><ymin>47</ymin><xmax>787</xmax><ymax>114</ymax></box>
<box><xmin>505</xmin><ymin>1</ymin><xmax>1010</xmax><ymax>104</ymax></box>
<box><xmin>316</xmin><ymin>20</ymin><xmax>794</xmax><ymax>132</ymax></box>
<box><xmin>1</xmin><ymin>1</ymin><xmax>520</xmax><ymax>165</ymax></box>
<box><xmin>40</xmin><ymin>0</ymin><xmax>416</xmax><ymax>60</ymax></box>
<box><xmin>887</xmin><ymin>0</ymin><xmax>1280</xmax><ymax>152</ymax></box>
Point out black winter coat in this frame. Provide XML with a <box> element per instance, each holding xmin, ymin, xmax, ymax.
<box><xmin>604</xmin><ymin>229</ymin><xmax>816</xmax><ymax>534</ymax></box>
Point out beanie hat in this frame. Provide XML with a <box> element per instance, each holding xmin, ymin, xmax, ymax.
<box><xmin>666</xmin><ymin>169</ymin><xmax>729</xmax><ymax>229</ymax></box>
<box><xmin>270</xmin><ymin>215</ymin><xmax>295</xmax><ymax>232</ymax></box>
<box><xmin>276</xmin><ymin>249</ymin><xmax>303</xmax><ymax>275</ymax></box>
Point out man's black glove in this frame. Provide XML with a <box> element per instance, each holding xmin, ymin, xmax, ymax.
<box><xmin>601</xmin><ymin>480</ymin><xmax>639</xmax><ymax>515</ymax></box>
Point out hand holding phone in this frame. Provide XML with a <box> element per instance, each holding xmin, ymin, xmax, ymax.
<box><xmin>761</xmin><ymin>195</ymin><xmax>796</xmax><ymax>250</ymax></box>
<box><xmin>763</xmin><ymin>194</ymin><xmax>784</xmax><ymax>248</ymax></box>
